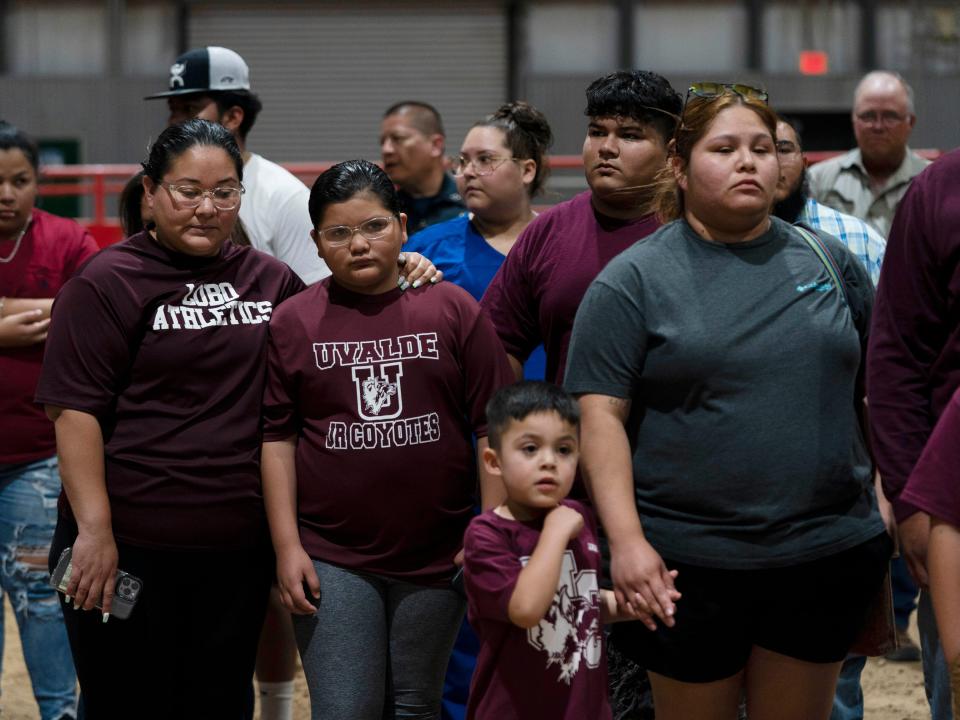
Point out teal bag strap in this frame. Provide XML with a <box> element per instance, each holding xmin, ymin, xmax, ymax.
<box><xmin>794</xmin><ymin>225</ymin><xmax>848</xmax><ymax>307</ymax></box>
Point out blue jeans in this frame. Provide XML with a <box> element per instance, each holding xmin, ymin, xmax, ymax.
<box><xmin>831</xmin><ymin>589</ymin><xmax>953</xmax><ymax>720</ymax></box>
<box><xmin>919</xmin><ymin>589</ymin><xmax>954</xmax><ymax>719</ymax></box>
<box><xmin>0</xmin><ymin>457</ymin><xmax>77</xmax><ymax>720</ymax></box>
<box><xmin>831</xmin><ymin>655</ymin><xmax>866</xmax><ymax>720</ymax></box>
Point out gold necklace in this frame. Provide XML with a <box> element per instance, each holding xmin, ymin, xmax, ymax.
<box><xmin>0</xmin><ymin>218</ymin><xmax>31</xmax><ymax>264</ymax></box>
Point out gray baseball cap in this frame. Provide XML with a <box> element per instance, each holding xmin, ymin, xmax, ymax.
<box><xmin>145</xmin><ymin>46</ymin><xmax>250</xmax><ymax>99</ymax></box>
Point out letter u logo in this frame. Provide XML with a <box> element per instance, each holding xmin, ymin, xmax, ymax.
<box><xmin>351</xmin><ymin>362</ymin><xmax>404</xmax><ymax>421</ymax></box>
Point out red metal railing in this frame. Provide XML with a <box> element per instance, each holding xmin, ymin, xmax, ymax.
<box><xmin>39</xmin><ymin>150</ymin><xmax>943</xmax><ymax>247</ymax></box>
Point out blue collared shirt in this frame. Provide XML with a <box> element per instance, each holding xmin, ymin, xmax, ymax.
<box><xmin>798</xmin><ymin>197</ymin><xmax>886</xmax><ymax>286</ymax></box>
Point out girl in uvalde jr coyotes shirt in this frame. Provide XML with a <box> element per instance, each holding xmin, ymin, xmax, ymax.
<box><xmin>261</xmin><ymin>159</ymin><xmax>513</xmax><ymax>719</ymax></box>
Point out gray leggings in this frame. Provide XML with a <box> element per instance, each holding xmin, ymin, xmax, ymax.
<box><xmin>293</xmin><ymin>559</ymin><xmax>466</xmax><ymax>720</ymax></box>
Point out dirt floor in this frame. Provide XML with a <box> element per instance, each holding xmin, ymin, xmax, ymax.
<box><xmin>0</xmin><ymin>598</ymin><xmax>929</xmax><ymax>719</ymax></box>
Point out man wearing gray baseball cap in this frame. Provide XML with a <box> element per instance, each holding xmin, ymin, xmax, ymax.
<box><xmin>146</xmin><ymin>46</ymin><xmax>328</xmax><ymax>286</ymax></box>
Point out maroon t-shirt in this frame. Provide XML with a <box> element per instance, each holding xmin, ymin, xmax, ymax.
<box><xmin>901</xmin><ymin>386</ymin><xmax>960</xmax><ymax>528</ymax></box>
<box><xmin>868</xmin><ymin>149</ymin><xmax>960</xmax><ymax>521</ymax></box>
<box><xmin>35</xmin><ymin>231</ymin><xmax>304</xmax><ymax>549</ymax></box>
<box><xmin>0</xmin><ymin>209</ymin><xmax>98</xmax><ymax>464</ymax></box>
<box><xmin>481</xmin><ymin>191</ymin><xmax>659</xmax><ymax>384</ymax></box>
<box><xmin>463</xmin><ymin>500</ymin><xmax>611</xmax><ymax>720</ymax></box>
<box><xmin>262</xmin><ymin>280</ymin><xmax>514</xmax><ymax>584</ymax></box>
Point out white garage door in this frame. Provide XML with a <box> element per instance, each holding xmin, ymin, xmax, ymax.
<box><xmin>189</xmin><ymin>1</ymin><xmax>507</xmax><ymax>165</ymax></box>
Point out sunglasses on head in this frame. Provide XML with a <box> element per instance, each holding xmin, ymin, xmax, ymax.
<box><xmin>685</xmin><ymin>82</ymin><xmax>769</xmax><ymax>106</ymax></box>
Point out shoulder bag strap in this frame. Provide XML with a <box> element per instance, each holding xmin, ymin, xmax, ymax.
<box><xmin>794</xmin><ymin>224</ymin><xmax>848</xmax><ymax>307</ymax></box>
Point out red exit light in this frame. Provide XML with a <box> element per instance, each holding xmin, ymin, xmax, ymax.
<box><xmin>799</xmin><ymin>51</ymin><xmax>829</xmax><ymax>75</ymax></box>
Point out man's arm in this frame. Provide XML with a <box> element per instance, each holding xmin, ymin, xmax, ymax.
<box><xmin>480</xmin><ymin>222</ymin><xmax>543</xmax><ymax>369</ymax></box>
<box><xmin>867</xmin><ymin>165</ymin><xmax>945</xmax><ymax>584</ymax></box>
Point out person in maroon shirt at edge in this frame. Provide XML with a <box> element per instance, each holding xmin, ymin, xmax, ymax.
<box><xmin>35</xmin><ymin>120</ymin><xmax>303</xmax><ymax>719</ymax></box>
<box><xmin>899</xmin><ymin>384</ymin><xmax>960</xmax><ymax>715</ymax></box>
<box><xmin>260</xmin><ymin>159</ymin><xmax>513</xmax><ymax>720</ymax></box>
<box><xmin>481</xmin><ymin>70</ymin><xmax>681</xmax><ymax>385</ymax></box>
<box><xmin>0</xmin><ymin>120</ymin><xmax>98</xmax><ymax>720</ymax></box>
<box><xmin>867</xmin><ymin>148</ymin><xmax>960</xmax><ymax>718</ymax></box>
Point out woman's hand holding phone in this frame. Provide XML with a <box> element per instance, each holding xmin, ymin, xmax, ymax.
<box><xmin>68</xmin><ymin>526</ymin><xmax>119</xmax><ymax>616</ymax></box>
<box><xmin>276</xmin><ymin>545</ymin><xmax>321</xmax><ymax>615</ymax></box>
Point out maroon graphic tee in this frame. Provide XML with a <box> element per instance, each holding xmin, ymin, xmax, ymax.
<box><xmin>463</xmin><ymin>499</ymin><xmax>612</xmax><ymax>720</ymax></box>
<box><xmin>262</xmin><ymin>280</ymin><xmax>514</xmax><ymax>585</ymax></box>
<box><xmin>36</xmin><ymin>231</ymin><xmax>304</xmax><ymax>549</ymax></box>
<box><xmin>0</xmin><ymin>209</ymin><xmax>99</xmax><ymax>464</ymax></box>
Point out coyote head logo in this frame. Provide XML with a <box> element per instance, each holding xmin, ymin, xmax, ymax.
<box><xmin>362</xmin><ymin>376</ymin><xmax>397</xmax><ymax>415</ymax></box>
<box><xmin>526</xmin><ymin>550</ymin><xmax>602</xmax><ymax>684</ymax></box>
<box><xmin>351</xmin><ymin>362</ymin><xmax>404</xmax><ymax>421</ymax></box>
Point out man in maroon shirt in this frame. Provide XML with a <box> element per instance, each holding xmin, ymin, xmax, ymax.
<box><xmin>481</xmin><ymin>70</ymin><xmax>681</xmax><ymax>385</ymax></box>
<box><xmin>867</xmin><ymin>149</ymin><xmax>960</xmax><ymax>719</ymax></box>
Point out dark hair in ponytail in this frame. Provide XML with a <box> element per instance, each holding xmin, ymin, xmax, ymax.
<box><xmin>473</xmin><ymin>102</ymin><xmax>553</xmax><ymax>197</ymax></box>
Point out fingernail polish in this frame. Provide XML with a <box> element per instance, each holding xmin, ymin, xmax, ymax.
<box><xmin>430</xmin><ymin>276</ymin><xmax>439</xmax><ymax>283</ymax></box>
<box><xmin>102</xmin><ymin>613</ymin><xmax>110</xmax><ymax>624</ymax></box>
<box><xmin>73</xmin><ymin>601</ymin><xmax>80</xmax><ymax>610</ymax></box>
<box><xmin>65</xmin><ymin>595</ymin><xmax>71</xmax><ymax>603</ymax></box>
<box><xmin>412</xmin><ymin>280</ymin><xmax>421</xmax><ymax>289</ymax></box>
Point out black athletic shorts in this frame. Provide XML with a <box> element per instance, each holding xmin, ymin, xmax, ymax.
<box><xmin>611</xmin><ymin>531</ymin><xmax>893</xmax><ymax>683</ymax></box>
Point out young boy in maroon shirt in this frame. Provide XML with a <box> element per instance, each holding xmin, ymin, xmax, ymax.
<box><xmin>463</xmin><ymin>382</ymin><xmax>629</xmax><ymax>720</ymax></box>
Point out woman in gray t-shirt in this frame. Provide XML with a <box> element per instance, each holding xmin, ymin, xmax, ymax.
<box><xmin>565</xmin><ymin>86</ymin><xmax>891</xmax><ymax>720</ymax></box>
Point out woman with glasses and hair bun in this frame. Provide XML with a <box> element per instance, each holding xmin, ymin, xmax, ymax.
<box><xmin>405</xmin><ymin>101</ymin><xmax>551</xmax><ymax>303</ymax></box>
<box><xmin>260</xmin><ymin>159</ymin><xmax>513</xmax><ymax>720</ymax></box>
<box><xmin>565</xmin><ymin>84</ymin><xmax>891</xmax><ymax>720</ymax></box>
<box><xmin>36</xmin><ymin>119</ymin><xmax>305</xmax><ymax>717</ymax></box>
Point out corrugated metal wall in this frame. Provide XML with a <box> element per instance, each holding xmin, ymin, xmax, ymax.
<box><xmin>189</xmin><ymin>1</ymin><xmax>507</xmax><ymax>163</ymax></box>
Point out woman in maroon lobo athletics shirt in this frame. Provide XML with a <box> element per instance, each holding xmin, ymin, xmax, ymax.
<box><xmin>261</xmin><ymin>159</ymin><xmax>513</xmax><ymax>719</ymax></box>
<box><xmin>35</xmin><ymin>120</ymin><xmax>306</xmax><ymax>719</ymax></box>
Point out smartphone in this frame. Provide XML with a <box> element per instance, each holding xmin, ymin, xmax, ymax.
<box><xmin>49</xmin><ymin>547</ymin><xmax>143</xmax><ymax>620</ymax></box>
